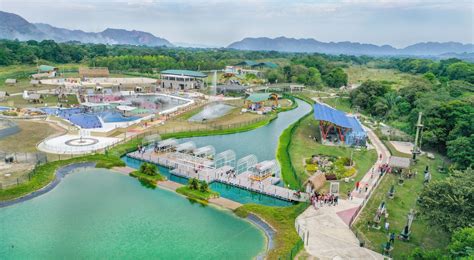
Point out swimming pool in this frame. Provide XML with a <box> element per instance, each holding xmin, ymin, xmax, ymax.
<box><xmin>0</xmin><ymin>106</ymin><xmax>11</xmax><ymax>111</ymax></box>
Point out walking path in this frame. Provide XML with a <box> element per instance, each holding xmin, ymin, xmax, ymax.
<box><xmin>295</xmin><ymin>126</ymin><xmax>390</xmax><ymax>259</ymax></box>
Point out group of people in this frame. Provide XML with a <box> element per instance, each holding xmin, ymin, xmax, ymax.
<box><xmin>137</xmin><ymin>144</ymin><xmax>146</xmax><ymax>154</ymax></box>
<box><xmin>310</xmin><ymin>191</ymin><xmax>339</xmax><ymax>208</ymax></box>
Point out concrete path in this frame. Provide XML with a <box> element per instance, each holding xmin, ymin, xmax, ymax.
<box><xmin>295</xmin><ymin>126</ymin><xmax>390</xmax><ymax>259</ymax></box>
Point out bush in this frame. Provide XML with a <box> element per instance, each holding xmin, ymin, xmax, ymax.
<box><xmin>139</xmin><ymin>163</ymin><xmax>158</xmax><ymax>176</ymax></box>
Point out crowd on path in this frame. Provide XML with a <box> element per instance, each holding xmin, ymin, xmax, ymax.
<box><xmin>310</xmin><ymin>191</ymin><xmax>339</xmax><ymax>209</ymax></box>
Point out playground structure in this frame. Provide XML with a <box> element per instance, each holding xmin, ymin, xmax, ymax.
<box><xmin>243</xmin><ymin>93</ymin><xmax>279</xmax><ymax>113</ymax></box>
<box><xmin>313</xmin><ymin>102</ymin><xmax>367</xmax><ymax>147</ymax></box>
<box><xmin>128</xmin><ymin>138</ymin><xmax>306</xmax><ymax>202</ymax></box>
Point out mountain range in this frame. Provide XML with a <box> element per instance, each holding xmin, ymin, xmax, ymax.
<box><xmin>1</xmin><ymin>10</ymin><xmax>472</xmax><ymax>57</ymax></box>
<box><xmin>227</xmin><ymin>37</ymin><xmax>474</xmax><ymax>56</ymax></box>
<box><xmin>0</xmin><ymin>11</ymin><xmax>173</xmax><ymax>47</ymax></box>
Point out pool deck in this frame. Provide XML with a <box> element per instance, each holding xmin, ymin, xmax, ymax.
<box><xmin>128</xmin><ymin>150</ymin><xmax>308</xmax><ymax>202</ymax></box>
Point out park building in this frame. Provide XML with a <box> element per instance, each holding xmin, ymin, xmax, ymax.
<box><xmin>31</xmin><ymin>65</ymin><xmax>58</xmax><ymax>79</ymax></box>
<box><xmin>160</xmin><ymin>70</ymin><xmax>207</xmax><ymax>90</ymax></box>
<box><xmin>313</xmin><ymin>102</ymin><xmax>367</xmax><ymax>147</ymax></box>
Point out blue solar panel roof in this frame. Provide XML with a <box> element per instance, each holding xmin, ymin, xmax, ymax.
<box><xmin>313</xmin><ymin>102</ymin><xmax>365</xmax><ymax>133</ymax></box>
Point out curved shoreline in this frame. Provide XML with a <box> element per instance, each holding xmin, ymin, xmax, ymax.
<box><xmin>0</xmin><ymin>162</ymin><xmax>96</xmax><ymax>208</ymax></box>
<box><xmin>1</xmin><ymin>162</ymin><xmax>274</xmax><ymax>259</ymax></box>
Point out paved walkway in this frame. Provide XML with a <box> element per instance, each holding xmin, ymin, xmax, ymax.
<box><xmin>295</xmin><ymin>126</ymin><xmax>390</xmax><ymax>259</ymax></box>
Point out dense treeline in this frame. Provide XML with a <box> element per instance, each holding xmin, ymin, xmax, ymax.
<box><xmin>350</xmin><ymin>77</ymin><xmax>473</xmax><ymax>169</ymax></box>
<box><xmin>385</xmin><ymin>57</ymin><xmax>474</xmax><ymax>84</ymax></box>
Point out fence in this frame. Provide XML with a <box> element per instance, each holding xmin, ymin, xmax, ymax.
<box><xmin>0</xmin><ymin>151</ymin><xmax>48</xmax><ymax>189</ymax></box>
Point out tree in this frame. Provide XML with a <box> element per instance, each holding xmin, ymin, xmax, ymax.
<box><xmin>448</xmin><ymin>227</ymin><xmax>474</xmax><ymax>258</ymax></box>
<box><xmin>447</xmin><ymin>135</ymin><xmax>474</xmax><ymax>170</ymax></box>
<box><xmin>199</xmin><ymin>181</ymin><xmax>209</xmax><ymax>193</ymax></box>
<box><xmin>418</xmin><ymin>169</ymin><xmax>474</xmax><ymax>233</ymax></box>
<box><xmin>407</xmin><ymin>227</ymin><xmax>474</xmax><ymax>259</ymax></box>
<box><xmin>188</xmin><ymin>178</ymin><xmax>200</xmax><ymax>190</ymax></box>
<box><xmin>139</xmin><ymin>163</ymin><xmax>158</xmax><ymax>176</ymax></box>
<box><xmin>323</xmin><ymin>67</ymin><xmax>348</xmax><ymax>88</ymax></box>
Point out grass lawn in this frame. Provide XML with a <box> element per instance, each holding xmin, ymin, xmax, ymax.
<box><xmin>344</xmin><ymin>66</ymin><xmax>421</xmax><ymax>90</ymax></box>
<box><xmin>352</xmin><ymin>154</ymin><xmax>450</xmax><ymax>259</ymax></box>
<box><xmin>0</xmin><ymin>120</ymin><xmax>64</xmax><ymax>152</ymax></box>
<box><xmin>288</xmin><ymin>114</ymin><xmax>377</xmax><ymax>197</ymax></box>
<box><xmin>235</xmin><ymin>203</ymin><xmax>308</xmax><ymax>260</ymax></box>
<box><xmin>176</xmin><ymin>186</ymin><xmax>219</xmax><ymax>202</ymax></box>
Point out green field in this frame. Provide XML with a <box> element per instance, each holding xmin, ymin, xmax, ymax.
<box><xmin>345</xmin><ymin>66</ymin><xmax>422</xmax><ymax>90</ymax></box>
<box><xmin>353</xmin><ymin>154</ymin><xmax>450</xmax><ymax>259</ymax></box>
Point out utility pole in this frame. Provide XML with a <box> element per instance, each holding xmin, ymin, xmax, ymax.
<box><xmin>412</xmin><ymin>112</ymin><xmax>423</xmax><ymax>160</ymax></box>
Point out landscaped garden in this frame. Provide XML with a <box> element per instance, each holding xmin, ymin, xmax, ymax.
<box><xmin>287</xmin><ymin>113</ymin><xmax>377</xmax><ymax>196</ymax></box>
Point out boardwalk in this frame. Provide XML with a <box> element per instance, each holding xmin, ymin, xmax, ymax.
<box><xmin>128</xmin><ymin>150</ymin><xmax>308</xmax><ymax>202</ymax></box>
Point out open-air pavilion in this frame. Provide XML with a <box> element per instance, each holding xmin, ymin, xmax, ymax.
<box><xmin>313</xmin><ymin>102</ymin><xmax>367</xmax><ymax>147</ymax></box>
<box><xmin>245</xmin><ymin>93</ymin><xmax>278</xmax><ymax>111</ymax></box>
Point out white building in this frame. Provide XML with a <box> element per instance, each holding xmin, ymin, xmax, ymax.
<box><xmin>160</xmin><ymin>70</ymin><xmax>207</xmax><ymax>90</ymax></box>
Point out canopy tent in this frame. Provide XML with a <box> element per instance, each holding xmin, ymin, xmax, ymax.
<box><xmin>236</xmin><ymin>154</ymin><xmax>258</xmax><ymax>174</ymax></box>
<box><xmin>313</xmin><ymin>102</ymin><xmax>367</xmax><ymax>146</ymax></box>
<box><xmin>214</xmin><ymin>150</ymin><xmax>236</xmax><ymax>169</ymax></box>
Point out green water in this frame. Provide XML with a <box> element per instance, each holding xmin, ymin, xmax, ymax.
<box><xmin>0</xmin><ymin>169</ymin><xmax>265</xmax><ymax>259</ymax></box>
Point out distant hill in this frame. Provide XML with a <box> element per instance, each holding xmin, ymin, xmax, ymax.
<box><xmin>228</xmin><ymin>37</ymin><xmax>474</xmax><ymax>57</ymax></box>
<box><xmin>0</xmin><ymin>11</ymin><xmax>173</xmax><ymax>47</ymax></box>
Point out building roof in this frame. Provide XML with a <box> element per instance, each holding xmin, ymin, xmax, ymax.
<box><xmin>38</xmin><ymin>65</ymin><xmax>57</xmax><ymax>72</ymax></box>
<box><xmin>235</xmin><ymin>60</ymin><xmax>258</xmax><ymax>67</ymax></box>
<box><xmin>5</xmin><ymin>79</ymin><xmax>17</xmax><ymax>84</ymax></box>
<box><xmin>253</xmin><ymin>62</ymin><xmax>278</xmax><ymax>68</ymax></box>
<box><xmin>246</xmin><ymin>93</ymin><xmax>271</xmax><ymax>103</ymax></box>
<box><xmin>160</xmin><ymin>70</ymin><xmax>207</xmax><ymax>78</ymax></box>
<box><xmin>389</xmin><ymin>156</ymin><xmax>411</xmax><ymax>169</ymax></box>
<box><xmin>313</xmin><ymin>102</ymin><xmax>365</xmax><ymax>133</ymax></box>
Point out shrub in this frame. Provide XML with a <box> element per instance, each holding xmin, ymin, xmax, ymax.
<box><xmin>139</xmin><ymin>163</ymin><xmax>158</xmax><ymax>176</ymax></box>
<box><xmin>305</xmin><ymin>164</ymin><xmax>318</xmax><ymax>172</ymax></box>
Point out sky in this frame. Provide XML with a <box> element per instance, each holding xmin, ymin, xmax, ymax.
<box><xmin>1</xmin><ymin>0</ymin><xmax>473</xmax><ymax>47</ymax></box>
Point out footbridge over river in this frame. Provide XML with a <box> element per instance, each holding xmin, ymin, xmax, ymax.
<box><xmin>127</xmin><ymin>138</ymin><xmax>308</xmax><ymax>202</ymax></box>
